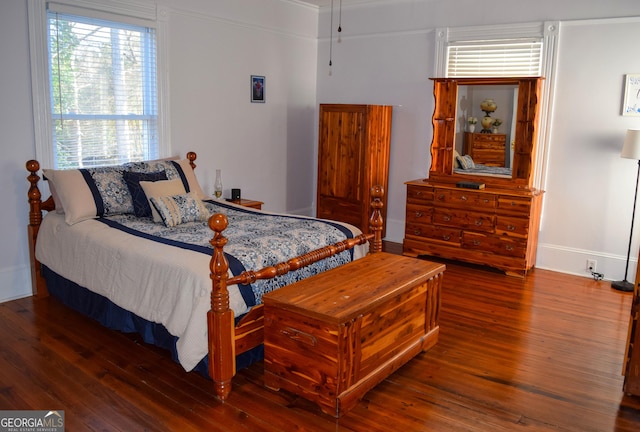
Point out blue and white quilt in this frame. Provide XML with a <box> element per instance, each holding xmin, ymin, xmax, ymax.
<box><xmin>100</xmin><ymin>199</ymin><xmax>357</xmax><ymax>306</ymax></box>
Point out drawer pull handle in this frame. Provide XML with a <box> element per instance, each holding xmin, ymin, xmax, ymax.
<box><xmin>415</xmin><ymin>211</ymin><xmax>423</xmax><ymax>218</ymax></box>
<box><xmin>281</xmin><ymin>327</ymin><xmax>317</xmax><ymax>346</ymax></box>
<box><xmin>413</xmin><ymin>229</ymin><xmax>422</xmax><ymax>236</ymax></box>
<box><xmin>473</xmin><ymin>240</ymin><xmax>481</xmax><ymax>246</ymax></box>
<box><xmin>437</xmin><ymin>194</ymin><xmax>446</xmax><ymax>201</ymax></box>
<box><xmin>443</xmin><ymin>215</ymin><xmax>451</xmax><ymax>221</ymax></box>
<box><xmin>475</xmin><ymin>220</ymin><xmax>483</xmax><ymax>226</ymax></box>
<box><xmin>507</xmin><ymin>225</ymin><xmax>516</xmax><ymax>231</ymax></box>
<box><xmin>461</xmin><ymin>195</ymin><xmax>468</xmax><ymax>201</ymax></box>
<box><xmin>483</xmin><ymin>199</ymin><xmax>489</xmax><ymax>203</ymax></box>
<box><xmin>505</xmin><ymin>245</ymin><xmax>514</xmax><ymax>251</ymax></box>
<box><xmin>510</xmin><ymin>201</ymin><xmax>516</xmax><ymax>206</ymax></box>
<box><xmin>442</xmin><ymin>235</ymin><xmax>451</xmax><ymax>241</ymax></box>
<box><xmin>415</xmin><ymin>191</ymin><xmax>422</xmax><ymax>197</ymax></box>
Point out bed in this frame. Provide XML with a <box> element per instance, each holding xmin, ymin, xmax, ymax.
<box><xmin>453</xmin><ymin>153</ymin><xmax>512</xmax><ymax>177</ymax></box>
<box><xmin>26</xmin><ymin>152</ymin><xmax>384</xmax><ymax>402</ymax></box>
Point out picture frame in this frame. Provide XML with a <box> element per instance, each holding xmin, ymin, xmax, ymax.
<box><xmin>251</xmin><ymin>75</ymin><xmax>265</xmax><ymax>103</ymax></box>
<box><xmin>623</xmin><ymin>73</ymin><xmax>640</xmax><ymax>116</ymax></box>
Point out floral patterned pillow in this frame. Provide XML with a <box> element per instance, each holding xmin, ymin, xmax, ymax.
<box><xmin>149</xmin><ymin>192</ymin><xmax>210</xmax><ymax>227</ymax></box>
<box><xmin>83</xmin><ymin>166</ymin><xmax>133</xmax><ymax>215</ymax></box>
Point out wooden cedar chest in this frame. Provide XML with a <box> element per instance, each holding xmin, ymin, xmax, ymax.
<box><xmin>263</xmin><ymin>252</ymin><xmax>445</xmax><ymax>417</ymax></box>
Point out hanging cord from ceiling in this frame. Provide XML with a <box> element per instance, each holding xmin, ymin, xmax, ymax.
<box><xmin>337</xmin><ymin>0</ymin><xmax>342</xmax><ymax>42</ymax></box>
<box><xmin>329</xmin><ymin>0</ymin><xmax>334</xmax><ymax>75</ymax></box>
<box><xmin>329</xmin><ymin>0</ymin><xmax>343</xmax><ymax>75</ymax></box>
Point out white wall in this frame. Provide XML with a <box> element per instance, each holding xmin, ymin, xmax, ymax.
<box><xmin>0</xmin><ymin>0</ymin><xmax>319</xmax><ymax>302</ymax></box>
<box><xmin>315</xmin><ymin>0</ymin><xmax>640</xmax><ymax>281</ymax></box>
<box><xmin>0</xmin><ymin>0</ymin><xmax>35</xmax><ymax>301</ymax></box>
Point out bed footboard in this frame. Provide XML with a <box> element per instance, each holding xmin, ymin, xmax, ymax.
<box><xmin>207</xmin><ymin>185</ymin><xmax>384</xmax><ymax>402</ymax></box>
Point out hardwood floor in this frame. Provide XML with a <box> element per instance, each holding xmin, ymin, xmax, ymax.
<box><xmin>1</xmin><ymin>258</ymin><xmax>640</xmax><ymax>431</ymax></box>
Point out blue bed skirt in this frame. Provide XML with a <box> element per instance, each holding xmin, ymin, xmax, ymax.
<box><xmin>42</xmin><ymin>265</ymin><xmax>263</xmax><ymax>377</ymax></box>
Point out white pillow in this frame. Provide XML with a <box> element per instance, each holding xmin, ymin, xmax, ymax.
<box><xmin>174</xmin><ymin>159</ymin><xmax>208</xmax><ymax>200</ymax></box>
<box><xmin>43</xmin><ymin>169</ymin><xmax>97</xmax><ymax>225</ymax></box>
<box><xmin>42</xmin><ymin>169</ymin><xmax>65</xmax><ymax>214</ymax></box>
<box><xmin>139</xmin><ymin>179</ymin><xmax>187</xmax><ymax>222</ymax></box>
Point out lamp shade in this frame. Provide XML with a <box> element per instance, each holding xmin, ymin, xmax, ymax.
<box><xmin>621</xmin><ymin>129</ymin><xmax>640</xmax><ymax>160</ymax></box>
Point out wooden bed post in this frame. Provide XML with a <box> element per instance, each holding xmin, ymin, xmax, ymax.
<box><xmin>208</xmin><ymin>213</ymin><xmax>236</xmax><ymax>402</ymax></box>
<box><xmin>187</xmin><ymin>151</ymin><xmax>197</xmax><ymax>170</ymax></box>
<box><xmin>26</xmin><ymin>160</ymin><xmax>49</xmax><ymax>297</ymax></box>
<box><xmin>369</xmin><ymin>185</ymin><xmax>384</xmax><ymax>254</ymax></box>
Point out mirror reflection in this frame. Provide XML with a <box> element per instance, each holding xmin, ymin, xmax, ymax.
<box><xmin>454</xmin><ymin>84</ymin><xmax>518</xmax><ymax>177</ymax></box>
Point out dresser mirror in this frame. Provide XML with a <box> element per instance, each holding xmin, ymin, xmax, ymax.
<box><xmin>429</xmin><ymin>77</ymin><xmax>543</xmax><ymax>190</ymax></box>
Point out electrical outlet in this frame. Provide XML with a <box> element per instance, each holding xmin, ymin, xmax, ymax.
<box><xmin>587</xmin><ymin>259</ymin><xmax>597</xmax><ymax>273</ymax></box>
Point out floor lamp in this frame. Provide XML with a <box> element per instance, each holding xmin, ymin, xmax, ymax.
<box><xmin>612</xmin><ymin>129</ymin><xmax>640</xmax><ymax>292</ymax></box>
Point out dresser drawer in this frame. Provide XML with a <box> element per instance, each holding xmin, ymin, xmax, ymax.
<box><xmin>472</xmin><ymin>150</ymin><xmax>505</xmax><ymax>166</ymax></box>
<box><xmin>462</xmin><ymin>232</ymin><xmax>526</xmax><ymax>258</ymax></box>
<box><xmin>433</xmin><ymin>208</ymin><xmax>495</xmax><ymax>233</ymax></box>
<box><xmin>473</xmin><ymin>138</ymin><xmax>505</xmax><ymax>149</ymax></box>
<box><xmin>406</xmin><ymin>204</ymin><xmax>432</xmax><ymax>225</ymax></box>
<box><xmin>496</xmin><ymin>216</ymin><xmax>529</xmax><ymax>238</ymax></box>
<box><xmin>405</xmin><ymin>222</ymin><xmax>461</xmax><ymax>245</ymax></box>
<box><xmin>497</xmin><ymin>196</ymin><xmax>531</xmax><ymax>213</ymax></box>
<box><xmin>434</xmin><ymin>189</ymin><xmax>496</xmax><ymax>209</ymax></box>
<box><xmin>407</xmin><ymin>185</ymin><xmax>434</xmax><ymax>204</ymax></box>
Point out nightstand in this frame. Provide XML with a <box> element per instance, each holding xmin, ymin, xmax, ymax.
<box><xmin>227</xmin><ymin>199</ymin><xmax>263</xmax><ymax>210</ymax></box>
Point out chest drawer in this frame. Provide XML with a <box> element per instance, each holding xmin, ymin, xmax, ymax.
<box><xmin>498</xmin><ymin>196</ymin><xmax>531</xmax><ymax>213</ymax></box>
<box><xmin>433</xmin><ymin>208</ymin><xmax>495</xmax><ymax>233</ymax></box>
<box><xmin>496</xmin><ymin>216</ymin><xmax>529</xmax><ymax>238</ymax></box>
<box><xmin>462</xmin><ymin>232</ymin><xmax>527</xmax><ymax>258</ymax></box>
<box><xmin>406</xmin><ymin>204</ymin><xmax>432</xmax><ymax>225</ymax></box>
<box><xmin>405</xmin><ymin>222</ymin><xmax>461</xmax><ymax>245</ymax></box>
<box><xmin>407</xmin><ymin>185</ymin><xmax>434</xmax><ymax>204</ymax></box>
<box><xmin>434</xmin><ymin>189</ymin><xmax>496</xmax><ymax>209</ymax></box>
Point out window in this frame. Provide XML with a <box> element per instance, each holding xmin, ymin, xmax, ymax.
<box><xmin>29</xmin><ymin>0</ymin><xmax>168</xmax><ymax>169</ymax></box>
<box><xmin>446</xmin><ymin>40</ymin><xmax>542</xmax><ymax>78</ymax></box>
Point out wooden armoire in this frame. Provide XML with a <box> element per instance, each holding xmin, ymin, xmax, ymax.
<box><xmin>316</xmin><ymin>104</ymin><xmax>392</xmax><ymax>235</ymax></box>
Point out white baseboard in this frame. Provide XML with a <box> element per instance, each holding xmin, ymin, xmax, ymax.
<box><xmin>0</xmin><ymin>265</ymin><xmax>33</xmax><ymax>303</ymax></box>
<box><xmin>535</xmin><ymin>243</ymin><xmax>634</xmax><ymax>282</ymax></box>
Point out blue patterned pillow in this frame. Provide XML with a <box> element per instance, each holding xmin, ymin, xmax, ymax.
<box><xmin>123</xmin><ymin>171</ymin><xmax>168</xmax><ymax>217</ymax></box>
<box><xmin>457</xmin><ymin>154</ymin><xmax>476</xmax><ymax>170</ymax></box>
<box><xmin>149</xmin><ymin>193</ymin><xmax>210</xmax><ymax>227</ymax></box>
<box><xmin>81</xmin><ymin>166</ymin><xmax>133</xmax><ymax>215</ymax></box>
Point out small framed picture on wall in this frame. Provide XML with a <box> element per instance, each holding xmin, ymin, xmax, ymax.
<box><xmin>251</xmin><ymin>75</ymin><xmax>265</xmax><ymax>103</ymax></box>
<box><xmin>623</xmin><ymin>73</ymin><xmax>640</xmax><ymax>116</ymax></box>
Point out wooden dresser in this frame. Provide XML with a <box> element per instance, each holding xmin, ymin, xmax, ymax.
<box><xmin>623</xmin><ymin>257</ymin><xmax>640</xmax><ymax>395</ymax></box>
<box><xmin>403</xmin><ymin>180</ymin><xmax>543</xmax><ymax>276</ymax></box>
<box><xmin>263</xmin><ymin>252</ymin><xmax>444</xmax><ymax>417</ymax></box>
<box><xmin>316</xmin><ymin>104</ymin><xmax>392</xmax><ymax>235</ymax></box>
<box><xmin>464</xmin><ymin>132</ymin><xmax>506</xmax><ymax>166</ymax></box>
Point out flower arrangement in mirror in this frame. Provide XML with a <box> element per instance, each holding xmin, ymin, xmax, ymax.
<box><xmin>492</xmin><ymin>118</ymin><xmax>502</xmax><ymax>134</ymax></box>
<box><xmin>468</xmin><ymin>116</ymin><xmax>478</xmax><ymax>132</ymax></box>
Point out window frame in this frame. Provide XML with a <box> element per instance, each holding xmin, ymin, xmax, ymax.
<box><xmin>28</xmin><ymin>0</ymin><xmax>171</xmax><ymax>170</ymax></box>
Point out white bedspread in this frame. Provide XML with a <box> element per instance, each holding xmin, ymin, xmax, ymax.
<box><xmin>35</xmin><ymin>208</ymin><xmax>366</xmax><ymax>371</ymax></box>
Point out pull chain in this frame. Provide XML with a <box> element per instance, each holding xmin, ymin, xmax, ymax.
<box><xmin>329</xmin><ymin>0</ymin><xmax>334</xmax><ymax>75</ymax></box>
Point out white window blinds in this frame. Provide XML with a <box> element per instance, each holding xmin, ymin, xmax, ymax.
<box><xmin>47</xmin><ymin>8</ymin><xmax>159</xmax><ymax>169</ymax></box>
<box><xmin>447</xmin><ymin>40</ymin><xmax>542</xmax><ymax>77</ymax></box>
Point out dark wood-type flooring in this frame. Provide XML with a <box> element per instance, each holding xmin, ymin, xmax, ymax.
<box><xmin>2</xmin><ymin>253</ymin><xmax>640</xmax><ymax>431</ymax></box>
